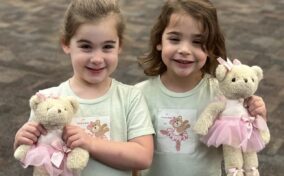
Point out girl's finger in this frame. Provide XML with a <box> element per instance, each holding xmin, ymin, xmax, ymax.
<box><xmin>23</xmin><ymin>131</ymin><xmax>38</xmax><ymax>142</ymax></box>
<box><xmin>66</xmin><ymin>134</ymin><xmax>80</xmax><ymax>148</ymax></box>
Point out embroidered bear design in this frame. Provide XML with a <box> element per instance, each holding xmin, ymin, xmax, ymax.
<box><xmin>87</xmin><ymin>120</ymin><xmax>110</xmax><ymax>140</ymax></box>
<box><xmin>160</xmin><ymin>116</ymin><xmax>190</xmax><ymax>151</ymax></box>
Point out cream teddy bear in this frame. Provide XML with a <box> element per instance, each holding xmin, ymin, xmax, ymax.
<box><xmin>14</xmin><ymin>93</ymin><xmax>89</xmax><ymax>176</ymax></box>
<box><xmin>194</xmin><ymin>58</ymin><xmax>270</xmax><ymax>176</ymax></box>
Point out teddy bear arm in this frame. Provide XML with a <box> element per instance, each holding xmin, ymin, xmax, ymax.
<box><xmin>260</xmin><ymin>129</ymin><xmax>270</xmax><ymax>144</ymax></box>
<box><xmin>67</xmin><ymin>147</ymin><xmax>89</xmax><ymax>171</ymax></box>
<box><xmin>14</xmin><ymin>144</ymin><xmax>32</xmax><ymax>161</ymax></box>
<box><xmin>194</xmin><ymin>101</ymin><xmax>225</xmax><ymax>135</ymax></box>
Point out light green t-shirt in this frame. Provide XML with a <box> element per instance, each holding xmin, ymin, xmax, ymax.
<box><xmin>135</xmin><ymin>75</ymin><xmax>222</xmax><ymax>176</ymax></box>
<box><xmin>37</xmin><ymin>79</ymin><xmax>155</xmax><ymax>176</ymax></box>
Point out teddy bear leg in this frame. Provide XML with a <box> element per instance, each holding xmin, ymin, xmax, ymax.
<box><xmin>67</xmin><ymin>147</ymin><xmax>89</xmax><ymax>171</ymax></box>
<box><xmin>33</xmin><ymin>166</ymin><xmax>50</xmax><ymax>176</ymax></box>
<box><xmin>243</xmin><ymin>152</ymin><xmax>259</xmax><ymax>176</ymax></box>
<box><xmin>223</xmin><ymin>145</ymin><xmax>244</xmax><ymax>176</ymax></box>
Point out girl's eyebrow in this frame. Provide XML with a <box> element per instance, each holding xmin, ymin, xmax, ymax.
<box><xmin>192</xmin><ymin>34</ymin><xmax>203</xmax><ymax>39</ymax></box>
<box><xmin>166</xmin><ymin>31</ymin><xmax>203</xmax><ymax>38</ymax></box>
<box><xmin>166</xmin><ymin>31</ymin><xmax>181</xmax><ymax>36</ymax></box>
<box><xmin>77</xmin><ymin>39</ymin><xmax>92</xmax><ymax>44</ymax></box>
<box><xmin>104</xmin><ymin>40</ymin><xmax>117</xmax><ymax>44</ymax></box>
<box><xmin>77</xmin><ymin>39</ymin><xmax>117</xmax><ymax>44</ymax></box>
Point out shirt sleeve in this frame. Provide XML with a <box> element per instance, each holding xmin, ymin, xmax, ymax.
<box><xmin>126</xmin><ymin>88</ymin><xmax>155</xmax><ymax>140</ymax></box>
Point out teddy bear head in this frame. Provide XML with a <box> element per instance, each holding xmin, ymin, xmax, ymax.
<box><xmin>30</xmin><ymin>93</ymin><xmax>79</xmax><ymax>130</ymax></box>
<box><xmin>215</xmin><ymin>58</ymin><xmax>263</xmax><ymax>99</ymax></box>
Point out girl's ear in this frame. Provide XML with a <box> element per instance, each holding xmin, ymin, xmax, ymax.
<box><xmin>156</xmin><ymin>44</ymin><xmax>162</xmax><ymax>51</ymax></box>
<box><xmin>61</xmin><ymin>39</ymin><xmax>70</xmax><ymax>54</ymax></box>
<box><xmin>118</xmin><ymin>45</ymin><xmax>122</xmax><ymax>54</ymax></box>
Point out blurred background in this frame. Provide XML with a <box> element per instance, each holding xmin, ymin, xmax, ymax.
<box><xmin>0</xmin><ymin>0</ymin><xmax>283</xmax><ymax>175</ymax></box>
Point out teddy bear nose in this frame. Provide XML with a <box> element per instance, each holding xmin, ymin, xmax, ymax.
<box><xmin>244</xmin><ymin>78</ymin><xmax>248</xmax><ymax>83</ymax></box>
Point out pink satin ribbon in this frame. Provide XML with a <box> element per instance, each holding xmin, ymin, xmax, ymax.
<box><xmin>50</xmin><ymin>139</ymin><xmax>71</xmax><ymax>168</ymax></box>
<box><xmin>217</xmin><ymin>57</ymin><xmax>242</xmax><ymax>71</ymax></box>
<box><xmin>239</xmin><ymin>115</ymin><xmax>267</xmax><ymax>148</ymax></box>
<box><xmin>36</xmin><ymin>92</ymin><xmax>59</xmax><ymax>101</ymax></box>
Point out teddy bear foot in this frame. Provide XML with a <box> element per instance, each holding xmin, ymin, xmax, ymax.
<box><xmin>245</xmin><ymin>167</ymin><xmax>259</xmax><ymax>176</ymax></box>
<box><xmin>226</xmin><ymin>168</ymin><xmax>244</xmax><ymax>176</ymax></box>
<box><xmin>67</xmin><ymin>147</ymin><xmax>89</xmax><ymax>171</ymax></box>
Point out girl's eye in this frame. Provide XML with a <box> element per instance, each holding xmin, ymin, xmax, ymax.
<box><xmin>193</xmin><ymin>40</ymin><xmax>202</xmax><ymax>45</ymax></box>
<box><xmin>79</xmin><ymin>44</ymin><xmax>92</xmax><ymax>51</ymax></box>
<box><xmin>103</xmin><ymin>45</ymin><xmax>115</xmax><ymax>50</ymax></box>
<box><xmin>168</xmin><ymin>37</ymin><xmax>180</xmax><ymax>42</ymax></box>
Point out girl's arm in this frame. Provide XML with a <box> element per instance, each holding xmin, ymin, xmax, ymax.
<box><xmin>14</xmin><ymin>121</ymin><xmax>47</xmax><ymax>150</ymax></box>
<box><xmin>63</xmin><ymin>125</ymin><xmax>153</xmax><ymax>170</ymax></box>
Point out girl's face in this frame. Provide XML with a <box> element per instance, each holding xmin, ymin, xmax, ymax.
<box><xmin>157</xmin><ymin>12</ymin><xmax>208</xmax><ymax>79</ymax></box>
<box><xmin>62</xmin><ymin>15</ymin><xmax>121</xmax><ymax>87</ymax></box>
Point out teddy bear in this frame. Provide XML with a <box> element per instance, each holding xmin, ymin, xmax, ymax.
<box><xmin>193</xmin><ymin>58</ymin><xmax>270</xmax><ymax>176</ymax></box>
<box><xmin>14</xmin><ymin>93</ymin><xmax>89</xmax><ymax>176</ymax></box>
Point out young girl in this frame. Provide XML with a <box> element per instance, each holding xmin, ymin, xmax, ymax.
<box><xmin>14</xmin><ymin>0</ymin><xmax>155</xmax><ymax>175</ymax></box>
<box><xmin>136</xmin><ymin>0</ymin><xmax>267</xmax><ymax>176</ymax></box>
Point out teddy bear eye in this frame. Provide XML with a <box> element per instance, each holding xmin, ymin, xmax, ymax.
<box><xmin>252</xmin><ymin>78</ymin><xmax>254</xmax><ymax>82</ymax></box>
<box><xmin>64</xmin><ymin>108</ymin><xmax>67</xmax><ymax>111</ymax></box>
<box><xmin>232</xmin><ymin>78</ymin><xmax>236</xmax><ymax>82</ymax></box>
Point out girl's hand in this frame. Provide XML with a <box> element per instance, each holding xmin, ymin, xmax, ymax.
<box><xmin>14</xmin><ymin>122</ymin><xmax>47</xmax><ymax>149</ymax></box>
<box><xmin>63</xmin><ymin>125</ymin><xmax>93</xmax><ymax>151</ymax></box>
<box><xmin>245</xmin><ymin>95</ymin><xmax>267</xmax><ymax>120</ymax></box>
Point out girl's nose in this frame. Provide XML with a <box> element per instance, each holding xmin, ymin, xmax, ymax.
<box><xmin>178</xmin><ymin>43</ymin><xmax>191</xmax><ymax>55</ymax></box>
<box><xmin>90</xmin><ymin>51</ymin><xmax>103</xmax><ymax>64</ymax></box>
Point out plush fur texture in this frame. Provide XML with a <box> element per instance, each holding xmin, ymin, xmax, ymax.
<box><xmin>14</xmin><ymin>94</ymin><xmax>89</xmax><ymax>176</ymax></box>
<box><xmin>194</xmin><ymin>58</ymin><xmax>270</xmax><ymax>176</ymax></box>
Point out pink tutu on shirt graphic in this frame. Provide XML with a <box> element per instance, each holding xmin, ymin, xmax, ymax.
<box><xmin>201</xmin><ymin>115</ymin><xmax>268</xmax><ymax>152</ymax></box>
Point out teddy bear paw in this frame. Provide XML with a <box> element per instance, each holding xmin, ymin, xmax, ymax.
<box><xmin>260</xmin><ymin>130</ymin><xmax>270</xmax><ymax>144</ymax></box>
<box><xmin>193</xmin><ymin>123</ymin><xmax>208</xmax><ymax>135</ymax></box>
<box><xmin>67</xmin><ymin>148</ymin><xmax>89</xmax><ymax>170</ymax></box>
<box><xmin>14</xmin><ymin>144</ymin><xmax>31</xmax><ymax>161</ymax></box>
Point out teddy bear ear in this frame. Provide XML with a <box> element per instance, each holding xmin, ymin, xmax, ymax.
<box><xmin>66</xmin><ymin>97</ymin><xmax>79</xmax><ymax>113</ymax></box>
<box><xmin>29</xmin><ymin>94</ymin><xmax>43</xmax><ymax>110</ymax></box>
<box><xmin>215</xmin><ymin>65</ymin><xmax>228</xmax><ymax>81</ymax></box>
<box><xmin>252</xmin><ymin>66</ymin><xmax>263</xmax><ymax>81</ymax></box>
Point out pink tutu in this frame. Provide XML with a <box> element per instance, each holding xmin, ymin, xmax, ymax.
<box><xmin>201</xmin><ymin>116</ymin><xmax>267</xmax><ymax>152</ymax></box>
<box><xmin>160</xmin><ymin>128</ymin><xmax>188</xmax><ymax>142</ymax></box>
<box><xmin>21</xmin><ymin>143</ymin><xmax>74</xmax><ymax>176</ymax></box>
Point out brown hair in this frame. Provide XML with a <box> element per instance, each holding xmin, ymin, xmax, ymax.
<box><xmin>61</xmin><ymin>0</ymin><xmax>125</xmax><ymax>46</ymax></box>
<box><xmin>139</xmin><ymin>0</ymin><xmax>226</xmax><ymax>77</ymax></box>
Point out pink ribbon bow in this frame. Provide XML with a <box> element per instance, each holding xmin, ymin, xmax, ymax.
<box><xmin>217</xmin><ymin>57</ymin><xmax>242</xmax><ymax>71</ymax></box>
<box><xmin>50</xmin><ymin>139</ymin><xmax>71</xmax><ymax>168</ymax></box>
<box><xmin>36</xmin><ymin>92</ymin><xmax>59</xmax><ymax>101</ymax></box>
<box><xmin>239</xmin><ymin>115</ymin><xmax>268</xmax><ymax>148</ymax></box>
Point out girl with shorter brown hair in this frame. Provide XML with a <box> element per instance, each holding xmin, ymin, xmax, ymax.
<box><xmin>136</xmin><ymin>0</ymin><xmax>267</xmax><ymax>175</ymax></box>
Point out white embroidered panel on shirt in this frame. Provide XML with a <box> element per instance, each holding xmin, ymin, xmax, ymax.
<box><xmin>72</xmin><ymin>116</ymin><xmax>110</xmax><ymax>140</ymax></box>
<box><xmin>157</xmin><ymin>108</ymin><xmax>197</xmax><ymax>153</ymax></box>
